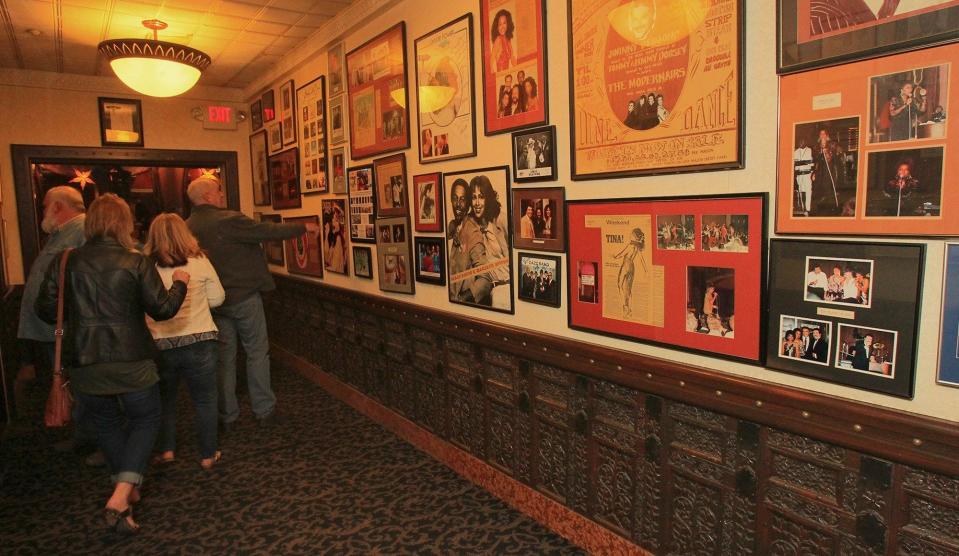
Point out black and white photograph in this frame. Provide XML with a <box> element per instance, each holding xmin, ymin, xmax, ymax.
<box><xmin>804</xmin><ymin>256</ymin><xmax>873</xmax><ymax>308</ymax></box>
<box><xmin>353</xmin><ymin>246</ymin><xmax>373</xmax><ymax>279</ymax></box>
<box><xmin>792</xmin><ymin>117</ymin><xmax>859</xmax><ymax>217</ymax></box>
<box><xmin>836</xmin><ymin>324</ymin><xmax>898</xmax><ymax>378</ymax></box>
<box><xmin>656</xmin><ymin>215</ymin><xmax>694</xmax><ymax>251</ymax></box>
<box><xmin>777</xmin><ymin>315</ymin><xmax>832</xmax><ymax>366</ymax></box>
<box><xmin>622</xmin><ymin>92</ymin><xmax>670</xmax><ymax>131</ymax></box>
<box><xmin>415</xmin><ymin>236</ymin><xmax>445</xmax><ymax>285</ymax></box>
<box><xmin>701</xmin><ymin>215</ymin><xmax>749</xmax><ymax>252</ymax></box>
<box><xmin>869</xmin><ymin>63</ymin><xmax>949</xmax><ymax>144</ymax></box>
<box><xmin>518</xmin><ymin>252</ymin><xmax>561</xmax><ymax>307</ymax></box>
<box><xmin>686</xmin><ymin>266</ymin><xmax>735</xmax><ymax>339</ymax></box>
<box><xmin>511</xmin><ymin>125</ymin><xmax>555</xmax><ymax>182</ymax></box>
<box><xmin>864</xmin><ymin>147</ymin><xmax>944</xmax><ymax>217</ymax></box>
<box><xmin>330</xmin><ymin>95</ymin><xmax>345</xmax><ymax>145</ymax></box>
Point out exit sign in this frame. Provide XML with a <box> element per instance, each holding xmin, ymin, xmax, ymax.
<box><xmin>203</xmin><ymin>105</ymin><xmax>238</xmax><ymax>130</ymax></box>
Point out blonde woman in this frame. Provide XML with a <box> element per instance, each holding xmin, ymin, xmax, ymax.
<box><xmin>144</xmin><ymin>213</ymin><xmax>225</xmax><ymax>471</ymax></box>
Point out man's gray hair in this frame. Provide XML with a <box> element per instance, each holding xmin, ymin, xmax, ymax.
<box><xmin>187</xmin><ymin>177</ymin><xmax>221</xmax><ymax>205</ymax></box>
<box><xmin>45</xmin><ymin>186</ymin><xmax>85</xmax><ymax>212</ymax></box>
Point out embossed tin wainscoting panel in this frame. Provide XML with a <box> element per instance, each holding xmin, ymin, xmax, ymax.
<box><xmin>266</xmin><ymin>276</ymin><xmax>959</xmax><ymax>556</ymax></box>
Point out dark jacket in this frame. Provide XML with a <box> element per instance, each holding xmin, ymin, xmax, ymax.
<box><xmin>187</xmin><ymin>204</ymin><xmax>305</xmax><ymax>306</ymax></box>
<box><xmin>35</xmin><ymin>237</ymin><xmax>186</xmax><ymax>368</ymax></box>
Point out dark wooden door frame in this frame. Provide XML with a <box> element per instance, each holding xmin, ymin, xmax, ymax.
<box><xmin>11</xmin><ymin>144</ymin><xmax>240</xmax><ymax>276</ymax></box>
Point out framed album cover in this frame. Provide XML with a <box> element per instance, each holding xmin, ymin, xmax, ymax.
<box><xmin>766</xmin><ymin>239</ymin><xmax>923</xmax><ymax>398</ymax></box>
<box><xmin>296</xmin><ymin>76</ymin><xmax>329</xmax><ymax>195</ymax></box>
<box><xmin>373</xmin><ymin>153</ymin><xmax>408</xmax><ymax>217</ymax></box>
<box><xmin>267</xmin><ymin>121</ymin><xmax>283</xmax><ymax>154</ymax></box>
<box><xmin>778</xmin><ymin>0</ymin><xmax>959</xmax><ymax>74</ymax></box>
<box><xmin>269</xmin><ymin>147</ymin><xmax>301</xmax><ymax>210</ymax></box>
<box><xmin>414</xmin><ymin>236</ymin><xmax>446</xmax><ymax>286</ymax></box>
<box><xmin>98</xmin><ymin>97</ymin><xmax>143</xmax><ymax>147</ymax></box>
<box><xmin>415</xmin><ymin>13</ymin><xmax>477</xmax><ymax>164</ymax></box>
<box><xmin>777</xmin><ymin>43</ymin><xmax>958</xmax><ymax>236</ymax></box>
<box><xmin>353</xmin><ymin>246</ymin><xmax>373</xmax><ymax>279</ymax></box>
<box><xmin>262</xmin><ymin>89</ymin><xmax>276</xmax><ymax>122</ymax></box>
<box><xmin>413</xmin><ymin>172</ymin><xmax>443</xmax><ymax>233</ymax></box>
<box><xmin>280</xmin><ymin>79</ymin><xmax>296</xmax><ymax>146</ymax></box>
<box><xmin>512</xmin><ymin>125</ymin><xmax>555</xmax><ymax>182</ymax></box>
<box><xmin>250</xmin><ymin>130</ymin><xmax>271</xmax><ymax>206</ymax></box>
<box><xmin>251</xmin><ymin>99</ymin><xmax>263</xmax><ymax>131</ymax></box>
<box><xmin>938</xmin><ymin>242</ymin><xmax>959</xmax><ymax>387</ymax></box>
<box><xmin>328</xmin><ymin>42</ymin><xmax>347</xmax><ymax>98</ymax></box>
<box><xmin>284</xmin><ymin>215</ymin><xmax>322</xmax><ymax>278</ymax></box>
<box><xmin>480</xmin><ymin>0</ymin><xmax>548</xmax><ymax>136</ymax></box>
<box><xmin>376</xmin><ymin>216</ymin><xmax>415</xmax><ymax>294</ymax></box>
<box><xmin>329</xmin><ymin>95</ymin><xmax>346</xmax><ymax>145</ymax></box>
<box><xmin>346</xmin><ymin>23</ymin><xmax>410</xmax><ymax>159</ymax></box>
<box><xmin>511</xmin><ymin>186</ymin><xmax>564</xmax><ymax>252</ymax></box>
<box><xmin>331</xmin><ymin>146</ymin><xmax>347</xmax><ymax>194</ymax></box>
<box><xmin>567</xmin><ymin>194</ymin><xmax>767</xmax><ymax>364</ymax></box>
<box><xmin>567</xmin><ymin>0</ymin><xmax>743</xmax><ymax>179</ymax></box>
<box><xmin>444</xmin><ymin>166</ymin><xmax>514</xmax><ymax>314</ymax></box>
<box><xmin>321</xmin><ymin>198</ymin><xmax>349</xmax><ymax>275</ymax></box>
<box><xmin>260</xmin><ymin>213</ymin><xmax>284</xmax><ymax>266</ymax></box>
<box><xmin>518</xmin><ymin>252</ymin><xmax>561</xmax><ymax>308</ymax></box>
<box><xmin>347</xmin><ymin>164</ymin><xmax>376</xmax><ymax>243</ymax></box>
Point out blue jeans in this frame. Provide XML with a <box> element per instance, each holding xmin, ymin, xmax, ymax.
<box><xmin>156</xmin><ymin>340</ymin><xmax>218</xmax><ymax>459</ymax></box>
<box><xmin>74</xmin><ymin>384</ymin><xmax>161</xmax><ymax>485</ymax></box>
<box><xmin>212</xmin><ymin>293</ymin><xmax>275</xmax><ymax>422</ymax></box>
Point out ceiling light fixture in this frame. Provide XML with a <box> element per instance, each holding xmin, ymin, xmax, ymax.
<box><xmin>98</xmin><ymin>19</ymin><xmax>211</xmax><ymax>98</ymax></box>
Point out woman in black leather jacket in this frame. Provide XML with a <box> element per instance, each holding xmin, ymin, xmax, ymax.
<box><xmin>36</xmin><ymin>194</ymin><xmax>188</xmax><ymax>534</ymax></box>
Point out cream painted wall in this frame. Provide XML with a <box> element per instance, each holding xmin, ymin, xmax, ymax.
<box><xmin>0</xmin><ymin>71</ymin><xmax>250</xmax><ymax>284</ymax></box>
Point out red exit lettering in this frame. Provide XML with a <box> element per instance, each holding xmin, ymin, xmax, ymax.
<box><xmin>208</xmin><ymin>106</ymin><xmax>233</xmax><ymax>123</ymax></box>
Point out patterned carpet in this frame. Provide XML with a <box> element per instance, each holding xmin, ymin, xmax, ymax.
<box><xmin>0</xmin><ymin>360</ymin><xmax>585</xmax><ymax>555</ymax></box>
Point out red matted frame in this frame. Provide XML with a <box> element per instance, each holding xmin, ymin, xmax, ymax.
<box><xmin>480</xmin><ymin>0</ymin><xmax>548</xmax><ymax>136</ymax></box>
<box><xmin>777</xmin><ymin>43</ymin><xmax>959</xmax><ymax>236</ymax></box>
<box><xmin>412</xmin><ymin>172</ymin><xmax>443</xmax><ymax>233</ymax></box>
<box><xmin>283</xmin><ymin>215</ymin><xmax>322</xmax><ymax>279</ymax></box>
<box><xmin>567</xmin><ymin>193</ymin><xmax>767</xmax><ymax>364</ymax></box>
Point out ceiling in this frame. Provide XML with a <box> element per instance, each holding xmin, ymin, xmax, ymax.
<box><xmin>0</xmin><ymin>0</ymin><xmax>355</xmax><ymax>89</ymax></box>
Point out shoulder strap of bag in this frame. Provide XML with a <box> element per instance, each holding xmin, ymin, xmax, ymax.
<box><xmin>53</xmin><ymin>248</ymin><xmax>73</xmax><ymax>374</ymax></box>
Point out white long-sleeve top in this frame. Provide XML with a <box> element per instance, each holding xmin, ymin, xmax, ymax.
<box><xmin>146</xmin><ymin>256</ymin><xmax>225</xmax><ymax>346</ymax></box>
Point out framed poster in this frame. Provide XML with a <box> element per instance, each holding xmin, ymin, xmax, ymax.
<box><xmin>251</xmin><ymin>99</ymin><xmax>263</xmax><ymax>131</ymax></box>
<box><xmin>269</xmin><ymin>147</ymin><xmax>301</xmax><ymax>210</ymax></box>
<box><xmin>267</xmin><ymin>121</ymin><xmax>283</xmax><ymax>154</ymax></box>
<box><xmin>777</xmin><ymin>44</ymin><xmax>958</xmax><ymax>236</ymax></box>
<box><xmin>512</xmin><ymin>125</ymin><xmax>555</xmax><ymax>182</ymax></box>
<box><xmin>98</xmin><ymin>97</ymin><xmax>143</xmax><ymax>147</ymax></box>
<box><xmin>938</xmin><ymin>242</ymin><xmax>959</xmax><ymax>387</ymax></box>
<box><xmin>348</xmin><ymin>164</ymin><xmax>376</xmax><ymax>243</ymax></box>
<box><xmin>373</xmin><ymin>153</ymin><xmax>408</xmax><ymax>217</ymax></box>
<box><xmin>567</xmin><ymin>194</ymin><xmax>766</xmax><ymax>364</ymax></box>
<box><xmin>353</xmin><ymin>246</ymin><xmax>373</xmax><ymax>279</ymax></box>
<box><xmin>329</xmin><ymin>95</ymin><xmax>346</xmax><ymax>145</ymax></box>
<box><xmin>346</xmin><ymin>23</ymin><xmax>410</xmax><ymax>159</ymax></box>
<box><xmin>414</xmin><ymin>236</ymin><xmax>446</xmax><ymax>286</ymax></box>
<box><xmin>778</xmin><ymin>1</ymin><xmax>959</xmax><ymax>74</ymax></box>
<box><xmin>480</xmin><ymin>0</ymin><xmax>548</xmax><ymax>136</ymax></box>
<box><xmin>444</xmin><ymin>166</ymin><xmax>514</xmax><ymax>314</ymax></box>
<box><xmin>766</xmin><ymin>239</ymin><xmax>923</xmax><ymax>398</ymax></box>
<box><xmin>415</xmin><ymin>13</ymin><xmax>477</xmax><ymax>164</ymax></box>
<box><xmin>331</xmin><ymin>146</ymin><xmax>347</xmax><ymax>194</ymax></box>
<box><xmin>249</xmin><ymin>130</ymin><xmax>271</xmax><ymax>206</ymax></box>
<box><xmin>328</xmin><ymin>42</ymin><xmax>347</xmax><ymax>97</ymax></box>
<box><xmin>518</xmin><ymin>252</ymin><xmax>561</xmax><ymax>308</ymax></box>
<box><xmin>376</xmin><ymin>216</ymin><xmax>415</xmax><ymax>294</ymax></box>
<box><xmin>260</xmin><ymin>213</ymin><xmax>285</xmax><ymax>266</ymax></box>
<box><xmin>321</xmin><ymin>198</ymin><xmax>349</xmax><ymax>275</ymax></box>
<box><xmin>284</xmin><ymin>215</ymin><xmax>322</xmax><ymax>278</ymax></box>
<box><xmin>511</xmin><ymin>186</ymin><xmax>564</xmax><ymax>252</ymax></box>
<box><xmin>280</xmin><ymin>79</ymin><xmax>296</xmax><ymax>146</ymax></box>
<box><xmin>567</xmin><ymin>0</ymin><xmax>743</xmax><ymax>179</ymax></box>
<box><xmin>413</xmin><ymin>172</ymin><xmax>444</xmax><ymax>233</ymax></box>
<box><xmin>296</xmin><ymin>76</ymin><xmax>329</xmax><ymax>195</ymax></box>
<box><xmin>262</xmin><ymin>89</ymin><xmax>276</xmax><ymax>122</ymax></box>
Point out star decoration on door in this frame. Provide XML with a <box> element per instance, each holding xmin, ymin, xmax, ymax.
<box><xmin>69</xmin><ymin>169</ymin><xmax>96</xmax><ymax>190</ymax></box>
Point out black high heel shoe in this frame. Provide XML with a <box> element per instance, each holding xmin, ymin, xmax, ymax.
<box><xmin>104</xmin><ymin>507</ymin><xmax>139</xmax><ymax>534</ymax></box>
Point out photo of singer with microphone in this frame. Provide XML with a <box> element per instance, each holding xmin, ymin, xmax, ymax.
<box><xmin>869</xmin><ymin>64</ymin><xmax>948</xmax><ymax>143</ymax></box>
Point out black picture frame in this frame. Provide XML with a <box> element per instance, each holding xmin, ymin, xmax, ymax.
<box><xmin>766</xmin><ymin>239</ymin><xmax>924</xmax><ymax>398</ymax></box>
<box><xmin>353</xmin><ymin>246</ymin><xmax>373</xmax><ymax>279</ymax></box>
<box><xmin>251</xmin><ymin>99</ymin><xmax>263</xmax><ymax>131</ymax></box>
<box><xmin>98</xmin><ymin>97</ymin><xmax>144</xmax><ymax>147</ymax></box>
<box><xmin>517</xmin><ymin>252</ymin><xmax>561</xmax><ymax>307</ymax></box>
<box><xmin>414</xmin><ymin>236</ymin><xmax>446</xmax><ymax>286</ymax></box>
<box><xmin>347</xmin><ymin>164</ymin><xmax>377</xmax><ymax>244</ymax></box>
<box><xmin>249</xmin><ymin>130</ymin><xmax>270</xmax><ymax>207</ymax></box>
<box><xmin>511</xmin><ymin>125</ymin><xmax>556</xmax><ymax>183</ymax></box>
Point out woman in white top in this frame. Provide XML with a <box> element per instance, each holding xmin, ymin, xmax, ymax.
<box><xmin>144</xmin><ymin>213</ymin><xmax>225</xmax><ymax>470</ymax></box>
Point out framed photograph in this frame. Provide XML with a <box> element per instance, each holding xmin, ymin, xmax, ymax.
<box><xmin>415</xmin><ymin>13</ymin><xmax>477</xmax><ymax>164</ymax></box>
<box><xmin>766</xmin><ymin>239</ymin><xmax>923</xmax><ymax>398</ymax></box>
<box><xmin>777</xmin><ymin>44</ymin><xmax>959</xmax><ymax>236</ymax></box>
<box><xmin>284</xmin><ymin>215</ymin><xmax>322</xmax><ymax>278</ymax></box>
<box><xmin>347</xmin><ymin>164</ymin><xmax>376</xmax><ymax>243</ymax></box>
<box><xmin>512</xmin><ymin>125</ymin><xmax>555</xmax><ymax>182</ymax></box>
<box><xmin>331</xmin><ymin>146</ymin><xmax>347</xmax><ymax>194</ymax></box>
<box><xmin>328</xmin><ymin>42</ymin><xmax>347</xmax><ymax>97</ymax></box>
<box><xmin>778</xmin><ymin>0</ymin><xmax>959</xmax><ymax>74</ymax></box>
<box><xmin>260</xmin><ymin>214</ymin><xmax>285</xmax><ymax>266</ymax></box>
<box><xmin>938</xmin><ymin>242</ymin><xmax>959</xmax><ymax>387</ymax></box>
<box><xmin>480</xmin><ymin>0</ymin><xmax>548</xmax><ymax>136</ymax></box>
<box><xmin>262</xmin><ymin>89</ymin><xmax>276</xmax><ymax>122</ymax></box>
<box><xmin>297</xmin><ymin>76</ymin><xmax>329</xmax><ymax>195</ymax></box>
<box><xmin>518</xmin><ymin>252</ymin><xmax>561</xmax><ymax>307</ymax></box>
<box><xmin>353</xmin><ymin>246</ymin><xmax>373</xmax><ymax>279</ymax></box>
<box><xmin>249</xmin><ymin>130</ymin><xmax>271</xmax><ymax>206</ymax></box>
<box><xmin>412</xmin><ymin>172</ymin><xmax>444</xmax><ymax>233</ymax></box>
<box><xmin>373</xmin><ymin>153</ymin><xmax>408</xmax><ymax>217</ymax></box>
<box><xmin>98</xmin><ymin>97</ymin><xmax>143</xmax><ymax>147</ymax></box>
<box><xmin>346</xmin><ymin>23</ymin><xmax>410</xmax><ymax>160</ymax></box>
<box><xmin>329</xmin><ymin>95</ymin><xmax>346</xmax><ymax>145</ymax></box>
<box><xmin>321</xmin><ymin>198</ymin><xmax>349</xmax><ymax>275</ymax></box>
<box><xmin>268</xmin><ymin>147</ymin><xmax>301</xmax><ymax>210</ymax></box>
<box><xmin>267</xmin><ymin>121</ymin><xmax>283</xmax><ymax>154</ymax></box>
<box><xmin>567</xmin><ymin>0</ymin><xmax>743</xmax><ymax>179</ymax></box>
<box><xmin>567</xmin><ymin>194</ymin><xmax>766</xmax><ymax>364</ymax></box>
<box><xmin>414</xmin><ymin>236</ymin><xmax>446</xmax><ymax>286</ymax></box>
<box><xmin>251</xmin><ymin>99</ymin><xmax>263</xmax><ymax>131</ymax></box>
<box><xmin>444</xmin><ymin>166</ymin><xmax>513</xmax><ymax>314</ymax></box>
<box><xmin>376</xmin><ymin>216</ymin><xmax>415</xmax><ymax>294</ymax></box>
<box><xmin>280</xmin><ymin>79</ymin><xmax>296</xmax><ymax>146</ymax></box>
<box><xmin>511</xmin><ymin>186</ymin><xmax>564</xmax><ymax>252</ymax></box>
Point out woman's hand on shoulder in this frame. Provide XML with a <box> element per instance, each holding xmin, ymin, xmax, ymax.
<box><xmin>172</xmin><ymin>269</ymin><xmax>191</xmax><ymax>284</ymax></box>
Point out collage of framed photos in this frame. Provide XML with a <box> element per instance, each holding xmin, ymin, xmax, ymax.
<box><xmin>242</xmin><ymin>1</ymin><xmax>959</xmax><ymax>399</ymax></box>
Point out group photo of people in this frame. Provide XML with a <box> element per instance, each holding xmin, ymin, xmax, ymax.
<box><xmin>869</xmin><ymin>64</ymin><xmax>948</xmax><ymax>143</ymax></box>
<box><xmin>836</xmin><ymin>325</ymin><xmax>897</xmax><ymax>377</ymax></box>
<box><xmin>622</xmin><ymin>92</ymin><xmax>669</xmax><ymax>130</ymax></box>
<box><xmin>701</xmin><ymin>215</ymin><xmax>749</xmax><ymax>252</ymax></box>
<box><xmin>791</xmin><ymin>118</ymin><xmax>859</xmax><ymax>217</ymax></box>
<box><xmin>517</xmin><ymin>198</ymin><xmax>555</xmax><ymax>240</ymax></box>
<box><xmin>778</xmin><ymin>315</ymin><xmax>832</xmax><ymax>366</ymax></box>
<box><xmin>382</xmin><ymin>107</ymin><xmax>406</xmax><ymax>141</ymax></box>
<box><xmin>804</xmin><ymin>257</ymin><xmax>873</xmax><ymax>307</ymax></box>
<box><xmin>518</xmin><ymin>255</ymin><xmax>559</xmax><ymax>305</ymax></box>
<box><xmin>417</xmin><ymin>239</ymin><xmax>443</xmax><ymax>279</ymax></box>
<box><xmin>513</xmin><ymin>130</ymin><xmax>552</xmax><ymax>178</ymax></box>
<box><xmin>686</xmin><ymin>266</ymin><xmax>735</xmax><ymax>338</ymax></box>
<box><xmin>488</xmin><ymin>6</ymin><xmax>542</xmax><ymax>120</ymax></box>
<box><xmin>656</xmin><ymin>215</ymin><xmax>695</xmax><ymax>251</ymax></box>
